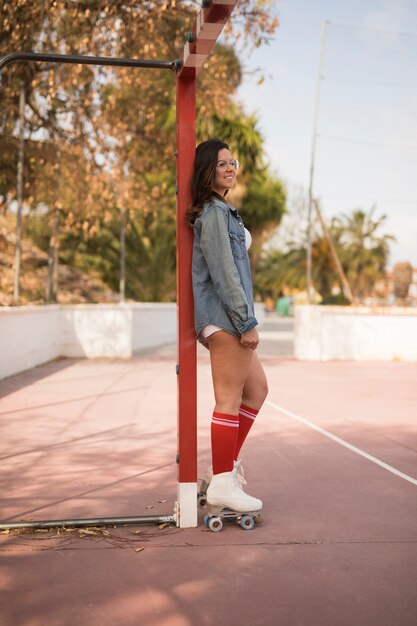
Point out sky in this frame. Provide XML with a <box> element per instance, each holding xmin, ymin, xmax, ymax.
<box><xmin>236</xmin><ymin>0</ymin><xmax>417</xmax><ymax>269</ymax></box>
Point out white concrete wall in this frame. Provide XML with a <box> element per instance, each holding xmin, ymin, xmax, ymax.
<box><xmin>60</xmin><ymin>305</ymin><xmax>134</xmax><ymax>358</ymax></box>
<box><xmin>295</xmin><ymin>305</ymin><xmax>417</xmax><ymax>361</ymax></box>
<box><xmin>132</xmin><ymin>303</ymin><xmax>176</xmax><ymax>353</ymax></box>
<box><xmin>0</xmin><ymin>305</ymin><xmax>61</xmax><ymax>379</ymax></box>
<box><xmin>0</xmin><ymin>303</ymin><xmax>178</xmax><ymax>379</ymax></box>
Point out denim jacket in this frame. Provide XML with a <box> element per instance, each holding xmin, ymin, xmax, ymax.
<box><xmin>192</xmin><ymin>195</ymin><xmax>258</xmax><ymax>337</ymax></box>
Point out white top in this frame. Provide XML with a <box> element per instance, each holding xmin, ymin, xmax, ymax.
<box><xmin>245</xmin><ymin>227</ymin><xmax>252</xmax><ymax>250</ymax></box>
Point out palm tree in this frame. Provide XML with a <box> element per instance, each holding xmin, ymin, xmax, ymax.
<box><xmin>197</xmin><ymin>103</ymin><xmax>264</xmax><ymax>176</ymax></box>
<box><xmin>239</xmin><ymin>167</ymin><xmax>287</xmax><ymax>271</ymax></box>
<box><xmin>336</xmin><ymin>207</ymin><xmax>394</xmax><ymax>302</ymax></box>
<box><xmin>256</xmin><ymin>206</ymin><xmax>394</xmax><ymax>303</ymax></box>
<box><xmin>255</xmin><ymin>229</ymin><xmax>338</xmax><ymax>300</ymax></box>
<box><xmin>197</xmin><ymin>104</ymin><xmax>287</xmax><ymax>272</ymax></box>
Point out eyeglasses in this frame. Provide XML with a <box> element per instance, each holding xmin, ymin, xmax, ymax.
<box><xmin>216</xmin><ymin>159</ymin><xmax>240</xmax><ymax>170</ymax></box>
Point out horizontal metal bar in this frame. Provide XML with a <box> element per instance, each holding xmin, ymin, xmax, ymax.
<box><xmin>0</xmin><ymin>514</ymin><xmax>176</xmax><ymax>531</ymax></box>
<box><xmin>0</xmin><ymin>51</ymin><xmax>181</xmax><ymax>73</ymax></box>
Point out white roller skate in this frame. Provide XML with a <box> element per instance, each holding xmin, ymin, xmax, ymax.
<box><xmin>198</xmin><ymin>459</ymin><xmax>245</xmax><ymax>508</ymax></box>
<box><xmin>204</xmin><ymin>467</ymin><xmax>263</xmax><ymax>532</ymax></box>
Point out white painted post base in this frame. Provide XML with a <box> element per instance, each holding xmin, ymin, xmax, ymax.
<box><xmin>176</xmin><ymin>483</ymin><xmax>198</xmax><ymax>528</ymax></box>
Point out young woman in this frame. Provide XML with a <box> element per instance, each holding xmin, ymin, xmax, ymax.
<box><xmin>186</xmin><ymin>138</ymin><xmax>268</xmax><ymax>513</ymax></box>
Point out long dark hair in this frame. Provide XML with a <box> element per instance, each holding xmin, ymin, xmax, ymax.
<box><xmin>185</xmin><ymin>138</ymin><xmax>229</xmax><ymax>225</ymax></box>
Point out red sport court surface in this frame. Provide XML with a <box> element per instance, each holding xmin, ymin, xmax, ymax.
<box><xmin>1</xmin><ymin>317</ymin><xmax>416</xmax><ymax>626</ymax></box>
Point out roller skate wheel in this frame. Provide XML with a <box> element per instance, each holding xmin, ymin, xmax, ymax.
<box><xmin>204</xmin><ymin>514</ymin><xmax>211</xmax><ymax>528</ymax></box>
<box><xmin>240</xmin><ymin>515</ymin><xmax>255</xmax><ymax>530</ymax></box>
<box><xmin>198</xmin><ymin>494</ymin><xmax>208</xmax><ymax>509</ymax></box>
<box><xmin>208</xmin><ymin>516</ymin><xmax>223</xmax><ymax>532</ymax></box>
<box><xmin>254</xmin><ymin>513</ymin><xmax>264</xmax><ymax>525</ymax></box>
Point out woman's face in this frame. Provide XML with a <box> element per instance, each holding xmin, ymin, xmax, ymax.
<box><xmin>212</xmin><ymin>148</ymin><xmax>237</xmax><ymax>196</ymax></box>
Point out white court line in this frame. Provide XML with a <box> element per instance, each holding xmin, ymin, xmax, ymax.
<box><xmin>266</xmin><ymin>400</ymin><xmax>417</xmax><ymax>487</ymax></box>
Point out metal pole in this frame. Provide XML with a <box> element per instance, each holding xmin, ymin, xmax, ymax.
<box><xmin>0</xmin><ymin>514</ymin><xmax>176</xmax><ymax>532</ymax></box>
<box><xmin>307</xmin><ymin>20</ymin><xmax>327</xmax><ymax>303</ymax></box>
<box><xmin>0</xmin><ymin>51</ymin><xmax>179</xmax><ymax>73</ymax></box>
<box><xmin>13</xmin><ymin>81</ymin><xmax>25</xmax><ymax>302</ymax></box>
<box><xmin>176</xmin><ymin>74</ymin><xmax>197</xmax><ymax>528</ymax></box>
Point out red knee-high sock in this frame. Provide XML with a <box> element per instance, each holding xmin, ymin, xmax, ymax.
<box><xmin>211</xmin><ymin>411</ymin><xmax>239</xmax><ymax>475</ymax></box>
<box><xmin>234</xmin><ymin>404</ymin><xmax>259</xmax><ymax>460</ymax></box>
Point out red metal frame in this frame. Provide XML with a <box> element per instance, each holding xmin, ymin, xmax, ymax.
<box><xmin>176</xmin><ymin>75</ymin><xmax>197</xmax><ymax>483</ymax></box>
<box><xmin>176</xmin><ymin>1</ymin><xmax>238</xmax><ymax>488</ymax></box>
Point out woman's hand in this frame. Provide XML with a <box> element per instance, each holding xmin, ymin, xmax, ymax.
<box><xmin>240</xmin><ymin>328</ymin><xmax>259</xmax><ymax>350</ymax></box>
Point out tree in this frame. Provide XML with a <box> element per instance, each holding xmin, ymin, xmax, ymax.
<box><xmin>1</xmin><ymin>1</ymin><xmax>281</xmax><ymax>303</ymax></box>
<box><xmin>198</xmin><ymin>103</ymin><xmax>263</xmax><ymax>175</ymax></box>
<box><xmin>393</xmin><ymin>262</ymin><xmax>412</xmax><ymax>303</ymax></box>
<box><xmin>255</xmin><ymin>207</ymin><xmax>394</xmax><ymax>303</ymax></box>
<box><xmin>256</xmin><ymin>206</ymin><xmax>394</xmax><ymax>303</ymax></box>
<box><xmin>239</xmin><ymin>167</ymin><xmax>287</xmax><ymax>272</ymax></box>
<box><xmin>255</xmin><ymin>232</ymin><xmax>337</xmax><ymax>300</ymax></box>
<box><xmin>336</xmin><ymin>207</ymin><xmax>394</xmax><ymax>303</ymax></box>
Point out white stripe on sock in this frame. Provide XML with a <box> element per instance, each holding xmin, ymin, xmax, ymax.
<box><xmin>239</xmin><ymin>408</ymin><xmax>256</xmax><ymax>420</ymax></box>
<box><xmin>212</xmin><ymin>418</ymin><xmax>239</xmax><ymax>428</ymax></box>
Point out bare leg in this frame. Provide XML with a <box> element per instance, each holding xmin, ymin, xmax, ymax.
<box><xmin>242</xmin><ymin>351</ymin><xmax>268</xmax><ymax>411</ymax></box>
<box><xmin>208</xmin><ymin>331</ymin><xmax>255</xmax><ymax>415</ymax></box>
<box><xmin>205</xmin><ymin>331</ymin><xmax>265</xmax><ymax>511</ymax></box>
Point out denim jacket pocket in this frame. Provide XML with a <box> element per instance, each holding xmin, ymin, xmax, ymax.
<box><xmin>229</xmin><ymin>232</ymin><xmax>246</xmax><ymax>260</ymax></box>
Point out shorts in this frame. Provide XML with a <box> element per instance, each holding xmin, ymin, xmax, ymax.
<box><xmin>200</xmin><ymin>324</ymin><xmax>223</xmax><ymax>340</ymax></box>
